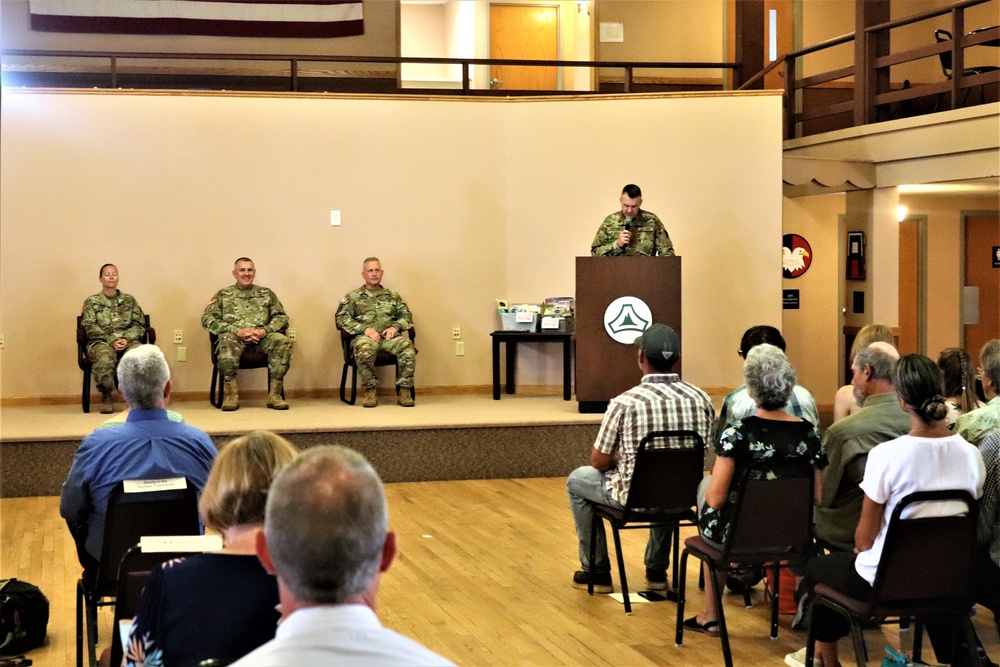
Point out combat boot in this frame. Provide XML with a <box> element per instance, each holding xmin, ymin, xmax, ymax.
<box><xmin>397</xmin><ymin>388</ymin><xmax>414</xmax><ymax>408</ymax></box>
<box><xmin>221</xmin><ymin>379</ymin><xmax>240</xmax><ymax>411</ymax></box>
<box><xmin>100</xmin><ymin>390</ymin><xmax>114</xmax><ymax>414</ymax></box>
<box><xmin>267</xmin><ymin>379</ymin><xmax>289</xmax><ymax>410</ymax></box>
<box><xmin>362</xmin><ymin>388</ymin><xmax>378</xmax><ymax>408</ymax></box>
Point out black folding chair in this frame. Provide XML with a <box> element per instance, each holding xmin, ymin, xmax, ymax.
<box><xmin>338</xmin><ymin>326</ymin><xmax>416</xmax><ymax>405</ymax></box>
<box><xmin>77</xmin><ymin>314</ymin><xmax>154</xmax><ymax>413</ymax></box>
<box><xmin>588</xmin><ymin>430</ymin><xmax>704</xmax><ymax>614</ymax></box>
<box><xmin>75</xmin><ymin>479</ymin><xmax>199</xmax><ymax>667</ymax></box>
<box><xmin>675</xmin><ymin>457</ymin><xmax>815</xmax><ymax>667</ymax></box>
<box><xmin>806</xmin><ymin>490</ymin><xmax>978</xmax><ymax>667</ymax></box>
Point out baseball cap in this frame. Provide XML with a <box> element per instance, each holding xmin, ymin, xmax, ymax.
<box><xmin>635</xmin><ymin>324</ymin><xmax>680</xmax><ymax>365</ymax></box>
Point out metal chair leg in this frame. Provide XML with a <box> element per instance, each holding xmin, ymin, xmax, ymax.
<box><xmin>610</xmin><ymin>525</ymin><xmax>630</xmax><ymax>613</ymax></box>
<box><xmin>675</xmin><ymin>550</ymin><xmax>690</xmax><ymax>646</ymax></box>
<box><xmin>76</xmin><ymin>579</ymin><xmax>84</xmax><ymax>667</ymax></box>
<box><xmin>587</xmin><ymin>515</ymin><xmax>599</xmax><ymax>596</ymax></box>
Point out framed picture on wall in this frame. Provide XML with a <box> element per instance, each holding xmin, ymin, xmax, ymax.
<box><xmin>846</xmin><ymin>231</ymin><xmax>865</xmax><ymax>280</ymax></box>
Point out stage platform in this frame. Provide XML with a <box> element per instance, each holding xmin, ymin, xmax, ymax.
<box><xmin>0</xmin><ymin>394</ymin><xmax>603</xmax><ymax>498</ymax></box>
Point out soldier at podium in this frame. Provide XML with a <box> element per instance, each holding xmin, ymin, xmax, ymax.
<box><xmin>590</xmin><ymin>184</ymin><xmax>675</xmax><ymax>257</ymax></box>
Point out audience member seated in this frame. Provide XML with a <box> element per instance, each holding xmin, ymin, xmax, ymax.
<box><xmin>123</xmin><ymin>430</ymin><xmax>297</xmax><ymax>667</ymax></box>
<box><xmin>81</xmin><ymin>263</ymin><xmax>147</xmax><ymax>414</ymax></box>
<box><xmin>566</xmin><ymin>325</ymin><xmax>715</xmax><ymax>594</ymax></box>
<box><xmin>684</xmin><ymin>344</ymin><xmax>825</xmax><ymax>636</ymax></box>
<box><xmin>715</xmin><ymin>325</ymin><xmax>819</xmax><ymax>455</ymax></box>
<box><xmin>231</xmin><ymin>446</ymin><xmax>453</xmax><ymax>666</ymax></box>
<box><xmin>832</xmin><ymin>324</ymin><xmax>895</xmax><ymax>423</ymax></box>
<box><xmin>957</xmin><ymin>339</ymin><xmax>1000</xmax><ymax>446</ymax></box>
<box><xmin>786</xmin><ymin>354</ymin><xmax>985</xmax><ymax>667</ymax></box>
<box><xmin>938</xmin><ymin>347</ymin><xmax>984</xmax><ymax>430</ymax></box>
<box><xmin>60</xmin><ymin>344</ymin><xmax>216</xmax><ymax>578</ymax></box>
<box><xmin>972</xmin><ymin>429</ymin><xmax>1000</xmax><ymax>665</ymax></box>
<box><xmin>815</xmin><ymin>342</ymin><xmax>909</xmax><ymax>551</ymax></box>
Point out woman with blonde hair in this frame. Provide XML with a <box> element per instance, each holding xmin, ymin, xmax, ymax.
<box><xmin>832</xmin><ymin>324</ymin><xmax>896</xmax><ymax>422</ymax></box>
<box><xmin>124</xmin><ymin>431</ymin><xmax>297</xmax><ymax>667</ymax></box>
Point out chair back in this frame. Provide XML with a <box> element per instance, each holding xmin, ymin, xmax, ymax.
<box><xmin>93</xmin><ymin>478</ymin><xmax>200</xmax><ymax>597</ymax></box>
<box><xmin>625</xmin><ymin>430</ymin><xmax>704</xmax><ymax>512</ymax></box>
<box><xmin>868</xmin><ymin>490</ymin><xmax>976</xmax><ymax>613</ymax></box>
<box><xmin>109</xmin><ymin>537</ymin><xmax>220</xmax><ymax>667</ymax></box>
<box><xmin>722</xmin><ymin>456</ymin><xmax>814</xmax><ymax>560</ymax></box>
<box><xmin>935</xmin><ymin>29</ymin><xmax>954</xmax><ymax>76</ymax></box>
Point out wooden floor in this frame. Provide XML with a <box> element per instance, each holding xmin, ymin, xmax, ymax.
<box><xmin>4</xmin><ymin>478</ymin><xmax>998</xmax><ymax>666</ymax></box>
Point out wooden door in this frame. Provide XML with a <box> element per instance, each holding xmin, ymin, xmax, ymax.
<box><xmin>726</xmin><ymin>0</ymin><xmax>793</xmax><ymax>88</ymax></box>
<box><xmin>898</xmin><ymin>218</ymin><xmax>920</xmax><ymax>355</ymax></box>
<box><xmin>965</xmin><ymin>214</ymin><xmax>1000</xmax><ymax>360</ymax></box>
<box><xmin>489</xmin><ymin>4</ymin><xmax>558</xmax><ymax>91</ymax></box>
<box><xmin>763</xmin><ymin>0</ymin><xmax>794</xmax><ymax>89</ymax></box>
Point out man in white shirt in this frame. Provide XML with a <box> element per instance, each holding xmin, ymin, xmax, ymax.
<box><xmin>232</xmin><ymin>446</ymin><xmax>452</xmax><ymax>667</ymax></box>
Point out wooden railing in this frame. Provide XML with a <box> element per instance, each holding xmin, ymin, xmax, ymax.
<box><xmin>0</xmin><ymin>49</ymin><xmax>739</xmax><ymax>95</ymax></box>
<box><xmin>3</xmin><ymin>0</ymin><xmax>996</xmax><ymax>138</ymax></box>
<box><xmin>759</xmin><ymin>0</ymin><xmax>999</xmax><ymax>139</ymax></box>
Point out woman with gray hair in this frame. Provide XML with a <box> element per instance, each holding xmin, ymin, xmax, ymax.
<box><xmin>683</xmin><ymin>344</ymin><xmax>826</xmax><ymax>636</ymax></box>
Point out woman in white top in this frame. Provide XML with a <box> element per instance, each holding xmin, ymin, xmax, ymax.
<box><xmin>786</xmin><ymin>354</ymin><xmax>985</xmax><ymax>667</ymax></box>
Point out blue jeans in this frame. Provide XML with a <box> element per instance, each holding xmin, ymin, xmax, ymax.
<box><xmin>566</xmin><ymin>466</ymin><xmax>671</xmax><ymax>573</ymax></box>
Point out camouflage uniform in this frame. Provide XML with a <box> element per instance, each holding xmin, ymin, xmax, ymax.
<box><xmin>335</xmin><ymin>286</ymin><xmax>415</xmax><ymax>389</ymax></box>
<box><xmin>81</xmin><ymin>291</ymin><xmax>146</xmax><ymax>393</ymax></box>
<box><xmin>590</xmin><ymin>210</ymin><xmax>675</xmax><ymax>257</ymax></box>
<box><xmin>201</xmin><ymin>284</ymin><xmax>292</xmax><ymax>381</ymax></box>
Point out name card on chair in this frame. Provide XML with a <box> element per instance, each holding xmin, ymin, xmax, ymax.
<box><xmin>141</xmin><ymin>534</ymin><xmax>223</xmax><ymax>553</ymax></box>
<box><xmin>123</xmin><ymin>477</ymin><xmax>187</xmax><ymax>493</ymax></box>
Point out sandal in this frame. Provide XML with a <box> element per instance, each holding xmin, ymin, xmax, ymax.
<box><xmin>683</xmin><ymin>616</ymin><xmax>721</xmax><ymax>637</ymax></box>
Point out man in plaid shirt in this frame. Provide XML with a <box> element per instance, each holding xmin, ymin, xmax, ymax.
<box><xmin>567</xmin><ymin>324</ymin><xmax>715</xmax><ymax>593</ymax></box>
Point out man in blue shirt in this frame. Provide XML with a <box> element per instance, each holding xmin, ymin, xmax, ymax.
<box><xmin>61</xmin><ymin>344</ymin><xmax>217</xmax><ymax>576</ymax></box>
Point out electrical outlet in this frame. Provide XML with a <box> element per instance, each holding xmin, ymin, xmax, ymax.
<box><xmin>0</xmin><ymin>333</ymin><xmax>4</xmax><ymax>350</ymax></box>
<box><xmin>173</xmin><ymin>329</ymin><xmax>183</xmax><ymax>345</ymax></box>
<box><xmin>177</xmin><ymin>346</ymin><xmax>187</xmax><ymax>362</ymax></box>
<box><xmin>455</xmin><ymin>341</ymin><xmax>465</xmax><ymax>356</ymax></box>
<box><xmin>287</xmin><ymin>328</ymin><xmax>297</xmax><ymax>342</ymax></box>
<box><xmin>451</xmin><ymin>326</ymin><xmax>461</xmax><ymax>339</ymax></box>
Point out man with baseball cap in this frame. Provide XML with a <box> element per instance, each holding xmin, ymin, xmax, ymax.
<box><xmin>566</xmin><ymin>324</ymin><xmax>715</xmax><ymax>593</ymax></box>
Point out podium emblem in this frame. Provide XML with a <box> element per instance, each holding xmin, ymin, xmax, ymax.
<box><xmin>603</xmin><ymin>296</ymin><xmax>652</xmax><ymax>344</ymax></box>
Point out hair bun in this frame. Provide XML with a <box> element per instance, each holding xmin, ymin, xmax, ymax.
<box><xmin>919</xmin><ymin>395</ymin><xmax>949</xmax><ymax>421</ymax></box>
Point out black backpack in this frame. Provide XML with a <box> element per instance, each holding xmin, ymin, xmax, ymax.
<box><xmin>0</xmin><ymin>580</ymin><xmax>48</xmax><ymax>655</ymax></box>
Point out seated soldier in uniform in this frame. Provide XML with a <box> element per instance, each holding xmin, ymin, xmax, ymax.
<box><xmin>81</xmin><ymin>263</ymin><xmax>147</xmax><ymax>414</ymax></box>
<box><xmin>202</xmin><ymin>257</ymin><xmax>293</xmax><ymax>411</ymax></box>
<box><xmin>335</xmin><ymin>257</ymin><xmax>416</xmax><ymax>408</ymax></box>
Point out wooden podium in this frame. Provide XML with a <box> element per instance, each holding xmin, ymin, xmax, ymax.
<box><xmin>575</xmin><ymin>256</ymin><xmax>682</xmax><ymax>413</ymax></box>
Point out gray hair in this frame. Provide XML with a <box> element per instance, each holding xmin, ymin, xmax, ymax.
<box><xmin>855</xmin><ymin>343</ymin><xmax>897</xmax><ymax>383</ymax></box>
<box><xmin>117</xmin><ymin>344</ymin><xmax>170</xmax><ymax>409</ymax></box>
<box><xmin>981</xmin><ymin>339</ymin><xmax>1000</xmax><ymax>392</ymax></box>
<box><xmin>265</xmin><ymin>446</ymin><xmax>388</xmax><ymax>604</ymax></box>
<box><xmin>743</xmin><ymin>343</ymin><xmax>796</xmax><ymax>411</ymax></box>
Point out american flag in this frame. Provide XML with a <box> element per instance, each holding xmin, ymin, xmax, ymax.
<box><xmin>29</xmin><ymin>0</ymin><xmax>364</xmax><ymax>38</ymax></box>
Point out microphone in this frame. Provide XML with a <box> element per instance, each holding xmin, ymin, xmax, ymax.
<box><xmin>623</xmin><ymin>220</ymin><xmax>632</xmax><ymax>247</ymax></box>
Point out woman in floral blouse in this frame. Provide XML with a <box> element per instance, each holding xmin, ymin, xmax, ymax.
<box><xmin>683</xmin><ymin>343</ymin><xmax>826</xmax><ymax>636</ymax></box>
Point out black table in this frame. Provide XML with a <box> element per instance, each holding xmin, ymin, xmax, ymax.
<box><xmin>490</xmin><ymin>330</ymin><xmax>574</xmax><ymax>400</ymax></box>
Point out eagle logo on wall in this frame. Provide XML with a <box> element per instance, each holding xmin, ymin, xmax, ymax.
<box><xmin>782</xmin><ymin>234</ymin><xmax>812</xmax><ymax>279</ymax></box>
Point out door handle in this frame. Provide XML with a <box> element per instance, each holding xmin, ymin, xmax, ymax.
<box><xmin>490</xmin><ymin>78</ymin><xmax>503</xmax><ymax>87</ymax></box>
